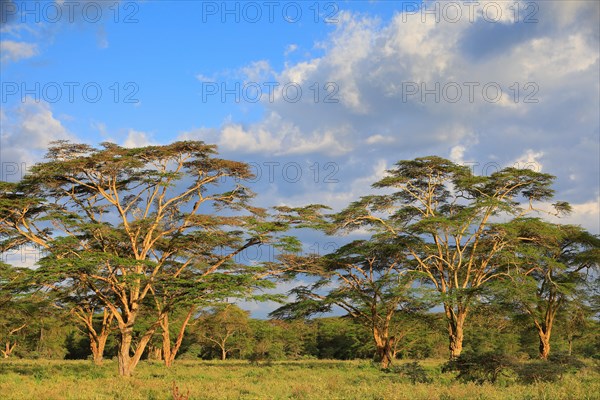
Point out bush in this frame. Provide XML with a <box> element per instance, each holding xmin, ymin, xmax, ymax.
<box><xmin>397</xmin><ymin>361</ymin><xmax>432</xmax><ymax>384</ymax></box>
<box><xmin>177</xmin><ymin>344</ymin><xmax>203</xmax><ymax>360</ymax></box>
<box><xmin>443</xmin><ymin>352</ymin><xmax>587</xmax><ymax>385</ymax></box>
<box><xmin>515</xmin><ymin>354</ymin><xmax>585</xmax><ymax>383</ymax></box>
<box><xmin>442</xmin><ymin>352</ymin><xmax>516</xmax><ymax>384</ymax></box>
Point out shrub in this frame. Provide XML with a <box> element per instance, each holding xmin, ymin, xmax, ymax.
<box><xmin>442</xmin><ymin>352</ymin><xmax>516</xmax><ymax>384</ymax></box>
<box><xmin>397</xmin><ymin>361</ymin><xmax>432</xmax><ymax>384</ymax></box>
<box><xmin>443</xmin><ymin>352</ymin><xmax>587</xmax><ymax>385</ymax></box>
<box><xmin>515</xmin><ymin>354</ymin><xmax>586</xmax><ymax>383</ymax></box>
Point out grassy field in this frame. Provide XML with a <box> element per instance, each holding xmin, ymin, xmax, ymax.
<box><xmin>0</xmin><ymin>359</ymin><xmax>598</xmax><ymax>400</ymax></box>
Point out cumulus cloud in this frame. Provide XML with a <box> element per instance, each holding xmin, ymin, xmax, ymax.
<box><xmin>182</xmin><ymin>112</ymin><xmax>352</xmax><ymax>156</ymax></box>
<box><xmin>122</xmin><ymin>129</ymin><xmax>155</xmax><ymax>148</ymax></box>
<box><xmin>510</xmin><ymin>149</ymin><xmax>545</xmax><ymax>171</ymax></box>
<box><xmin>197</xmin><ymin>1</ymin><xmax>598</xmax><ymax>234</ymax></box>
<box><xmin>449</xmin><ymin>145</ymin><xmax>466</xmax><ymax>164</ymax></box>
<box><xmin>0</xmin><ymin>99</ymin><xmax>73</xmax><ymax>178</ymax></box>
<box><xmin>532</xmin><ymin>198</ymin><xmax>600</xmax><ymax>234</ymax></box>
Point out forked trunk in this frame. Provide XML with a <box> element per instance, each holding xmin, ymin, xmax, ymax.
<box><xmin>90</xmin><ymin>332</ymin><xmax>110</xmax><ymax>366</ymax></box>
<box><xmin>161</xmin><ymin>307</ymin><xmax>194</xmax><ymax>368</ymax></box>
<box><xmin>2</xmin><ymin>341</ymin><xmax>16</xmax><ymax>358</ymax></box>
<box><xmin>117</xmin><ymin>325</ymin><xmax>156</xmax><ymax>377</ymax></box>
<box><xmin>373</xmin><ymin>327</ymin><xmax>395</xmax><ymax>368</ymax></box>
<box><xmin>76</xmin><ymin>308</ymin><xmax>113</xmax><ymax>366</ymax></box>
<box><xmin>534</xmin><ymin>318</ymin><xmax>553</xmax><ymax>360</ymax></box>
<box><xmin>538</xmin><ymin>330</ymin><xmax>551</xmax><ymax>360</ymax></box>
<box><xmin>1</xmin><ymin>323</ymin><xmax>26</xmax><ymax>359</ymax></box>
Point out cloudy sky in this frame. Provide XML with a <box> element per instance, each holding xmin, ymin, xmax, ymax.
<box><xmin>1</xmin><ymin>0</ymin><xmax>599</xmax><ymax>315</ymax></box>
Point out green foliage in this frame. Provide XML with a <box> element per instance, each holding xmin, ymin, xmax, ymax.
<box><xmin>395</xmin><ymin>361</ymin><xmax>432</xmax><ymax>384</ymax></box>
<box><xmin>443</xmin><ymin>352</ymin><xmax>587</xmax><ymax>385</ymax></box>
<box><xmin>315</xmin><ymin>317</ymin><xmax>373</xmax><ymax>360</ymax></box>
<box><xmin>443</xmin><ymin>352</ymin><xmax>517</xmax><ymax>384</ymax></box>
<box><xmin>195</xmin><ymin>304</ymin><xmax>252</xmax><ymax>360</ymax></box>
<box><xmin>516</xmin><ymin>354</ymin><xmax>586</xmax><ymax>383</ymax></box>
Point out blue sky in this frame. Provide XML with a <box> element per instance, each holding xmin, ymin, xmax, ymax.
<box><xmin>1</xmin><ymin>0</ymin><xmax>599</xmax><ymax>317</ymax></box>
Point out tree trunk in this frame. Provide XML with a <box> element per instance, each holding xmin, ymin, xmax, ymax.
<box><xmin>538</xmin><ymin>330</ymin><xmax>551</xmax><ymax>360</ymax></box>
<box><xmin>373</xmin><ymin>328</ymin><xmax>394</xmax><ymax>368</ymax></box>
<box><xmin>89</xmin><ymin>333</ymin><xmax>105</xmax><ymax>366</ymax></box>
<box><xmin>161</xmin><ymin>306</ymin><xmax>194</xmax><ymax>368</ymax></box>
<box><xmin>74</xmin><ymin>307</ymin><xmax>114</xmax><ymax>366</ymax></box>
<box><xmin>160</xmin><ymin>315</ymin><xmax>175</xmax><ymax>367</ymax></box>
<box><xmin>116</xmin><ymin>324</ymin><xmax>156</xmax><ymax>377</ymax></box>
<box><xmin>221</xmin><ymin>346</ymin><xmax>227</xmax><ymax>361</ymax></box>
<box><xmin>446</xmin><ymin>306</ymin><xmax>467</xmax><ymax>359</ymax></box>
<box><xmin>117</xmin><ymin>328</ymin><xmax>135</xmax><ymax>377</ymax></box>
<box><xmin>534</xmin><ymin>317</ymin><xmax>553</xmax><ymax>360</ymax></box>
<box><xmin>2</xmin><ymin>341</ymin><xmax>16</xmax><ymax>358</ymax></box>
<box><xmin>376</xmin><ymin>343</ymin><xmax>393</xmax><ymax>369</ymax></box>
<box><xmin>89</xmin><ymin>325</ymin><xmax>111</xmax><ymax>366</ymax></box>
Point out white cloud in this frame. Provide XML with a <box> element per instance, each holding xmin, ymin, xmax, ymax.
<box><xmin>535</xmin><ymin>198</ymin><xmax>600</xmax><ymax>234</ymax></box>
<box><xmin>265</xmin><ymin>4</ymin><xmax>595</xmax><ymax>209</ymax></box>
<box><xmin>122</xmin><ymin>130</ymin><xmax>154</xmax><ymax>148</ymax></box>
<box><xmin>450</xmin><ymin>145</ymin><xmax>466</xmax><ymax>164</ymax></box>
<box><xmin>195</xmin><ymin>73</ymin><xmax>215</xmax><ymax>82</ymax></box>
<box><xmin>0</xmin><ymin>40</ymin><xmax>38</xmax><ymax>63</ymax></box>
<box><xmin>183</xmin><ymin>112</ymin><xmax>352</xmax><ymax>156</ymax></box>
<box><xmin>284</xmin><ymin>44</ymin><xmax>298</xmax><ymax>56</ymax></box>
<box><xmin>178</xmin><ymin>2</ymin><xmax>598</xmax><ymax>240</ymax></box>
<box><xmin>366</xmin><ymin>134</ymin><xmax>395</xmax><ymax>145</ymax></box>
<box><xmin>242</xmin><ymin>60</ymin><xmax>273</xmax><ymax>83</ymax></box>
<box><xmin>0</xmin><ymin>99</ymin><xmax>73</xmax><ymax>175</ymax></box>
<box><xmin>510</xmin><ymin>35</ymin><xmax>598</xmax><ymax>81</ymax></box>
<box><xmin>509</xmin><ymin>149</ymin><xmax>544</xmax><ymax>172</ymax></box>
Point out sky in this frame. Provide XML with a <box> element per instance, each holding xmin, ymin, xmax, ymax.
<box><xmin>1</xmin><ymin>0</ymin><xmax>599</xmax><ymax>317</ymax></box>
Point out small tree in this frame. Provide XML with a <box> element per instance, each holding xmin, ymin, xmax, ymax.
<box><xmin>197</xmin><ymin>304</ymin><xmax>251</xmax><ymax>360</ymax></box>
<box><xmin>0</xmin><ymin>262</ymin><xmax>33</xmax><ymax>358</ymax></box>
<box><xmin>495</xmin><ymin>219</ymin><xmax>599</xmax><ymax>359</ymax></box>
<box><xmin>272</xmin><ymin>238</ymin><xmax>427</xmax><ymax>368</ymax></box>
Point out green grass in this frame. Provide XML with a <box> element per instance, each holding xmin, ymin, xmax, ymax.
<box><xmin>0</xmin><ymin>359</ymin><xmax>598</xmax><ymax>400</ymax></box>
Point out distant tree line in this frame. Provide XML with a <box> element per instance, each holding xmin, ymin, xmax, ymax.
<box><xmin>1</xmin><ymin>141</ymin><xmax>598</xmax><ymax>376</ymax></box>
<box><xmin>0</xmin><ymin>302</ymin><xmax>598</xmax><ymax>364</ymax></box>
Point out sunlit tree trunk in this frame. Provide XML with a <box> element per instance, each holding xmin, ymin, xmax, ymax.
<box><xmin>446</xmin><ymin>305</ymin><xmax>468</xmax><ymax>359</ymax></box>
<box><xmin>373</xmin><ymin>326</ymin><xmax>395</xmax><ymax>368</ymax></box>
<box><xmin>2</xmin><ymin>341</ymin><xmax>16</xmax><ymax>358</ymax></box>
<box><xmin>82</xmin><ymin>308</ymin><xmax>113</xmax><ymax>366</ymax></box>
<box><xmin>160</xmin><ymin>306</ymin><xmax>195</xmax><ymax>367</ymax></box>
<box><xmin>116</xmin><ymin>325</ymin><xmax>155</xmax><ymax>377</ymax></box>
<box><xmin>535</xmin><ymin>316</ymin><xmax>553</xmax><ymax>360</ymax></box>
<box><xmin>1</xmin><ymin>323</ymin><xmax>26</xmax><ymax>359</ymax></box>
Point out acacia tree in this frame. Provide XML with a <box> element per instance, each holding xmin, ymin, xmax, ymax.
<box><xmin>65</xmin><ymin>291</ymin><xmax>114</xmax><ymax>366</ymax></box>
<box><xmin>197</xmin><ymin>304</ymin><xmax>251</xmax><ymax>360</ymax></box>
<box><xmin>0</xmin><ymin>262</ymin><xmax>30</xmax><ymax>358</ymax></box>
<box><xmin>495</xmin><ymin>219</ymin><xmax>599</xmax><ymax>359</ymax></box>
<box><xmin>332</xmin><ymin>156</ymin><xmax>566</xmax><ymax>358</ymax></box>
<box><xmin>272</xmin><ymin>238</ymin><xmax>426</xmax><ymax>368</ymax></box>
<box><xmin>152</xmin><ymin>262</ymin><xmax>268</xmax><ymax>366</ymax></box>
<box><xmin>0</xmin><ymin>141</ymin><xmax>284</xmax><ymax>376</ymax></box>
